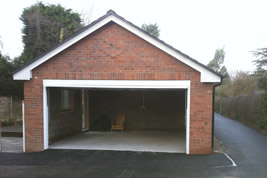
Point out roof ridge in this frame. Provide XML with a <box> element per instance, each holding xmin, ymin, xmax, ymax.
<box><xmin>106</xmin><ymin>9</ymin><xmax>116</xmax><ymax>15</ymax></box>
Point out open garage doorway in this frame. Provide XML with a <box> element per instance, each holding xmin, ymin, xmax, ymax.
<box><xmin>43</xmin><ymin>80</ymin><xmax>190</xmax><ymax>154</ymax></box>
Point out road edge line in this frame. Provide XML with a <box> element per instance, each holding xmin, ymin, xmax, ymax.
<box><xmin>224</xmin><ymin>153</ymin><xmax>237</xmax><ymax>167</ymax></box>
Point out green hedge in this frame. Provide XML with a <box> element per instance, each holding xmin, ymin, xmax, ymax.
<box><xmin>215</xmin><ymin>91</ymin><xmax>267</xmax><ymax>135</ymax></box>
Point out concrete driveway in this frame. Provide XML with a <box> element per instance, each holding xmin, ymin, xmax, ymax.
<box><xmin>0</xmin><ymin>113</ymin><xmax>266</xmax><ymax>177</ymax></box>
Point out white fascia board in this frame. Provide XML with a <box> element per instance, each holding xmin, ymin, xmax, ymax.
<box><xmin>200</xmin><ymin>70</ymin><xmax>221</xmax><ymax>83</ymax></box>
<box><xmin>14</xmin><ymin>14</ymin><xmax>221</xmax><ymax>83</ymax></box>
<box><xmin>43</xmin><ymin>80</ymin><xmax>190</xmax><ymax>89</ymax></box>
<box><xmin>13</xmin><ymin>70</ymin><xmax>32</xmax><ymax>80</ymax></box>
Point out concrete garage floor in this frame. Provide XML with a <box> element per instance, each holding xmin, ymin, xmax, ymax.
<box><xmin>49</xmin><ymin>131</ymin><xmax>186</xmax><ymax>153</ymax></box>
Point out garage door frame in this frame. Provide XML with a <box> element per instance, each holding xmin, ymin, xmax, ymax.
<box><xmin>43</xmin><ymin>80</ymin><xmax>191</xmax><ymax>154</ymax></box>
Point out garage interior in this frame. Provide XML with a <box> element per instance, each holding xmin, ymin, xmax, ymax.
<box><xmin>48</xmin><ymin>88</ymin><xmax>186</xmax><ymax>153</ymax></box>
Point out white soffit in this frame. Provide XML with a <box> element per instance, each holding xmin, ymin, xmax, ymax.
<box><xmin>13</xmin><ymin>13</ymin><xmax>221</xmax><ymax>83</ymax></box>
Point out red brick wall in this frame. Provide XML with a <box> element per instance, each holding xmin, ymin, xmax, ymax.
<box><xmin>24</xmin><ymin>79</ymin><xmax>44</xmax><ymax>152</ymax></box>
<box><xmin>24</xmin><ymin>22</ymin><xmax>214</xmax><ymax>154</ymax></box>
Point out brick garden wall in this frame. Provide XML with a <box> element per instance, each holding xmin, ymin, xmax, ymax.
<box><xmin>24</xmin><ymin>22</ymin><xmax>214</xmax><ymax>154</ymax></box>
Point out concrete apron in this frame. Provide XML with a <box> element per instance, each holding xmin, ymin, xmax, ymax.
<box><xmin>49</xmin><ymin>131</ymin><xmax>186</xmax><ymax>153</ymax></box>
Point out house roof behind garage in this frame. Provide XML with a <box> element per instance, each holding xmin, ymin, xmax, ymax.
<box><xmin>13</xmin><ymin>10</ymin><xmax>222</xmax><ymax>83</ymax></box>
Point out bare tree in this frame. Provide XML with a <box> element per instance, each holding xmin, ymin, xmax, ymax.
<box><xmin>80</xmin><ymin>7</ymin><xmax>93</xmax><ymax>26</ymax></box>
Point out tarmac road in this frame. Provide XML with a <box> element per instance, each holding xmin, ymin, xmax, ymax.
<box><xmin>214</xmin><ymin>113</ymin><xmax>267</xmax><ymax>177</ymax></box>
<box><xmin>0</xmin><ymin>113</ymin><xmax>266</xmax><ymax>177</ymax></box>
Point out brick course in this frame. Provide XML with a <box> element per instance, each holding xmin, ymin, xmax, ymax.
<box><xmin>24</xmin><ymin>22</ymin><xmax>214</xmax><ymax>154</ymax></box>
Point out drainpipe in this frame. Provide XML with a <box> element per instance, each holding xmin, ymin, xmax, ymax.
<box><xmin>212</xmin><ymin>81</ymin><xmax>222</xmax><ymax>150</ymax></box>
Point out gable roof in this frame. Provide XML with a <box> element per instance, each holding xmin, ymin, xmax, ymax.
<box><xmin>13</xmin><ymin>10</ymin><xmax>222</xmax><ymax>83</ymax></box>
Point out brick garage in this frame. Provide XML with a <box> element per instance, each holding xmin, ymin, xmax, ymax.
<box><xmin>14</xmin><ymin>10</ymin><xmax>221</xmax><ymax>154</ymax></box>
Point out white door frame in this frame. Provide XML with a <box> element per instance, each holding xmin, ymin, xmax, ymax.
<box><xmin>43</xmin><ymin>80</ymin><xmax>191</xmax><ymax>154</ymax></box>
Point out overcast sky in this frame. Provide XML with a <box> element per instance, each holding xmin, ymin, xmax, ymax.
<box><xmin>1</xmin><ymin>0</ymin><xmax>267</xmax><ymax>73</ymax></box>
